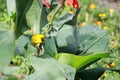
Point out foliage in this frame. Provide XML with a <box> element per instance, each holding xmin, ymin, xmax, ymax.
<box><xmin>0</xmin><ymin>30</ymin><xmax>14</xmax><ymax>72</ymax></box>
<box><xmin>0</xmin><ymin>0</ymin><xmax>120</xmax><ymax>80</ymax></box>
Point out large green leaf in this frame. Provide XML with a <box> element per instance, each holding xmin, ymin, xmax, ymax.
<box><xmin>0</xmin><ymin>30</ymin><xmax>14</xmax><ymax>72</ymax></box>
<box><xmin>26</xmin><ymin>43</ymin><xmax>36</xmax><ymax>56</ymax></box>
<box><xmin>43</xmin><ymin>37</ymin><xmax>57</xmax><ymax>57</ymax></box>
<box><xmin>39</xmin><ymin>6</ymin><xmax>49</xmax><ymax>33</ymax></box>
<box><xmin>26</xmin><ymin>0</ymin><xmax>41</xmax><ymax>33</ymax></box>
<box><xmin>56</xmin><ymin>25</ymin><xmax>78</xmax><ymax>54</ymax></box>
<box><xmin>37</xmin><ymin>0</ymin><xmax>43</xmax><ymax>7</ymax></box>
<box><xmin>56</xmin><ymin>52</ymin><xmax>109</xmax><ymax>70</ymax></box>
<box><xmin>26</xmin><ymin>0</ymin><xmax>48</xmax><ymax>33</ymax></box>
<box><xmin>3</xmin><ymin>66</ymin><xmax>19</xmax><ymax>75</ymax></box>
<box><xmin>76</xmin><ymin>68</ymin><xmax>120</xmax><ymax>80</ymax></box>
<box><xmin>24</xmin><ymin>72</ymin><xmax>66</xmax><ymax>80</ymax></box>
<box><xmin>15</xmin><ymin>0</ymin><xmax>33</xmax><ymax>38</ymax></box>
<box><xmin>77</xmin><ymin>25</ymin><xmax>109</xmax><ymax>54</ymax></box>
<box><xmin>56</xmin><ymin>25</ymin><xmax>109</xmax><ymax>54</ymax></box>
<box><xmin>37</xmin><ymin>0</ymin><xmax>49</xmax><ymax>33</ymax></box>
<box><xmin>15</xmin><ymin>35</ymin><xmax>36</xmax><ymax>56</ymax></box>
<box><xmin>24</xmin><ymin>56</ymin><xmax>76</xmax><ymax>80</ymax></box>
<box><xmin>15</xmin><ymin>35</ymin><xmax>30</xmax><ymax>55</ymax></box>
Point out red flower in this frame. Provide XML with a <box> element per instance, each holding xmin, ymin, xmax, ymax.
<box><xmin>42</xmin><ymin>0</ymin><xmax>51</xmax><ymax>8</ymax></box>
<box><xmin>42</xmin><ymin>0</ymin><xmax>79</xmax><ymax>9</ymax></box>
<box><xmin>66</xmin><ymin>0</ymin><xmax>79</xmax><ymax>9</ymax></box>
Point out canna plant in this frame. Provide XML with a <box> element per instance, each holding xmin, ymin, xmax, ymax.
<box><xmin>0</xmin><ymin>0</ymin><xmax>120</xmax><ymax>80</ymax></box>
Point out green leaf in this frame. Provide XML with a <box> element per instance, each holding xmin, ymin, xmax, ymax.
<box><xmin>56</xmin><ymin>25</ymin><xmax>75</xmax><ymax>47</ymax></box>
<box><xmin>43</xmin><ymin>37</ymin><xmax>57</xmax><ymax>57</ymax></box>
<box><xmin>66</xmin><ymin>8</ymin><xmax>80</xmax><ymax>25</ymax></box>
<box><xmin>15</xmin><ymin>35</ymin><xmax>31</xmax><ymax>55</ymax></box>
<box><xmin>24</xmin><ymin>56</ymin><xmax>76</xmax><ymax>80</ymax></box>
<box><xmin>26</xmin><ymin>43</ymin><xmax>36</xmax><ymax>56</ymax></box>
<box><xmin>52</xmin><ymin>8</ymin><xmax>80</xmax><ymax>31</ymax></box>
<box><xmin>76</xmin><ymin>67</ymin><xmax>107</xmax><ymax>80</ymax></box>
<box><xmin>56</xmin><ymin>52</ymin><xmax>109</xmax><ymax>70</ymax></box>
<box><xmin>37</xmin><ymin>0</ymin><xmax>43</xmax><ymax>7</ymax></box>
<box><xmin>40</xmin><ymin>6</ymin><xmax>49</xmax><ymax>33</ymax></box>
<box><xmin>24</xmin><ymin>72</ymin><xmax>66</xmax><ymax>80</ymax></box>
<box><xmin>0</xmin><ymin>30</ymin><xmax>14</xmax><ymax>72</ymax></box>
<box><xmin>26</xmin><ymin>0</ymin><xmax>41</xmax><ymax>33</ymax></box>
<box><xmin>56</xmin><ymin>25</ymin><xmax>78</xmax><ymax>54</ymax></box>
<box><xmin>3</xmin><ymin>66</ymin><xmax>19</xmax><ymax>75</ymax></box>
<box><xmin>26</xmin><ymin>0</ymin><xmax>48</xmax><ymax>33</ymax></box>
<box><xmin>15</xmin><ymin>34</ymin><xmax>36</xmax><ymax>56</ymax></box>
<box><xmin>15</xmin><ymin>0</ymin><xmax>33</xmax><ymax>38</ymax></box>
<box><xmin>56</xmin><ymin>25</ymin><xmax>109</xmax><ymax>55</ymax></box>
<box><xmin>0</xmin><ymin>21</ymin><xmax>9</xmax><ymax>30</ymax></box>
<box><xmin>76</xmin><ymin>68</ymin><xmax>120</xmax><ymax>80</ymax></box>
<box><xmin>77</xmin><ymin>25</ymin><xmax>109</xmax><ymax>54</ymax></box>
<box><xmin>37</xmin><ymin>0</ymin><xmax>49</xmax><ymax>33</ymax></box>
<box><xmin>7</xmin><ymin>0</ymin><xmax>16</xmax><ymax>16</ymax></box>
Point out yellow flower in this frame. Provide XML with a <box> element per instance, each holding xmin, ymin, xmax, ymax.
<box><xmin>109</xmin><ymin>62</ymin><xmax>115</xmax><ymax>67</ymax></box>
<box><xmin>99</xmin><ymin>13</ymin><xmax>106</xmax><ymax>18</ymax></box>
<box><xmin>89</xmin><ymin>3</ymin><xmax>96</xmax><ymax>10</ymax></box>
<box><xmin>112</xmin><ymin>43</ymin><xmax>117</xmax><ymax>49</ymax></box>
<box><xmin>80</xmin><ymin>22</ymin><xmax>86</xmax><ymax>27</ymax></box>
<box><xmin>109</xmin><ymin>8</ymin><xmax>115</xmax><ymax>16</ymax></box>
<box><xmin>17</xmin><ymin>60</ymin><xmax>21</xmax><ymax>65</ymax></box>
<box><xmin>31</xmin><ymin>34</ymin><xmax>45</xmax><ymax>47</ymax></box>
<box><xmin>103</xmin><ymin>26</ymin><xmax>108</xmax><ymax>30</ymax></box>
<box><xmin>109</xmin><ymin>8</ymin><xmax>115</xmax><ymax>13</ymax></box>
<box><xmin>96</xmin><ymin>21</ymin><xmax>102</xmax><ymax>27</ymax></box>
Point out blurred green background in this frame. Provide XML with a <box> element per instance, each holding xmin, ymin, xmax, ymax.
<box><xmin>0</xmin><ymin>0</ymin><xmax>120</xmax><ymax>79</ymax></box>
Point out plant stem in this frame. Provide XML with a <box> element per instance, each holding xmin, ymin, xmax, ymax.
<box><xmin>49</xmin><ymin>4</ymin><xmax>62</xmax><ymax>25</ymax></box>
<box><xmin>42</xmin><ymin>0</ymin><xmax>65</xmax><ymax>35</ymax></box>
<box><xmin>79</xmin><ymin>33</ymin><xmax>107</xmax><ymax>55</ymax></box>
<box><xmin>43</xmin><ymin>4</ymin><xmax>63</xmax><ymax>35</ymax></box>
<box><xmin>49</xmin><ymin>0</ymin><xmax>65</xmax><ymax>25</ymax></box>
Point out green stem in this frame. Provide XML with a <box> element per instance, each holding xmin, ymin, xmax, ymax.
<box><xmin>101</xmin><ymin>18</ymin><xmax>105</xmax><ymax>25</ymax></box>
<box><xmin>49</xmin><ymin>0</ymin><xmax>65</xmax><ymax>25</ymax></box>
<box><xmin>50</xmin><ymin>4</ymin><xmax>62</xmax><ymax>24</ymax></box>
<box><xmin>42</xmin><ymin>4</ymin><xmax>62</xmax><ymax>35</ymax></box>
<box><xmin>42</xmin><ymin>0</ymin><xmax>66</xmax><ymax>35</ymax></box>
<box><xmin>79</xmin><ymin>33</ymin><xmax>107</xmax><ymax>55</ymax></box>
